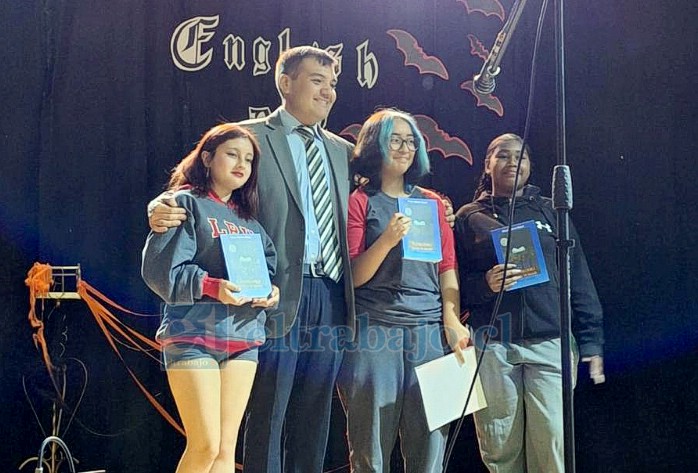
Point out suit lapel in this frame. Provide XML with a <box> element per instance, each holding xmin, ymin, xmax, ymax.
<box><xmin>263</xmin><ymin>111</ymin><xmax>303</xmax><ymax>214</ymax></box>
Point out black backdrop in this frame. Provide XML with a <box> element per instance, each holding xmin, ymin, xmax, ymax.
<box><xmin>2</xmin><ymin>0</ymin><xmax>697</xmax><ymax>472</ymax></box>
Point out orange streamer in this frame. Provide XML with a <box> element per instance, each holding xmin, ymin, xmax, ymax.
<box><xmin>26</xmin><ymin>263</ymin><xmax>184</xmax><ymax>437</ymax></box>
<box><xmin>25</xmin><ymin>263</ymin><xmax>56</xmax><ymax>374</ymax></box>
<box><xmin>76</xmin><ymin>280</ymin><xmax>184</xmax><ymax>436</ymax></box>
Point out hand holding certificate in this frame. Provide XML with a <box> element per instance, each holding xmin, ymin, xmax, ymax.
<box><xmin>415</xmin><ymin>347</ymin><xmax>488</xmax><ymax>431</ymax></box>
<box><xmin>397</xmin><ymin>197</ymin><xmax>442</xmax><ymax>262</ymax></box>
<box><xmin>489</xmin><ymin>220</ymin><xmax>549</xmax><ymax>290</ymax></box>
<box><xmin>219</xmin><ymin>233</ymin><xmax>273</xmax><ymax>299</ymax></box>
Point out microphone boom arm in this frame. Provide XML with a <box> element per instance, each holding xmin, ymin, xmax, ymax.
<box><xmin>473</xmin><ymin>0</ymin><xmax>529</xmax><ymax>95</ymax></box>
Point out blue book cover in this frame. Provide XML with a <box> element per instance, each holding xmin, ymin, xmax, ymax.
<box><xmin>219</xmin><ymin>233</ymin><xmax>272</xmax><ymax>299</ymax></box>
<box><xmin>398</xmin><ymin>197</ymin><xmax>442</xmax><ymax>263</ymax></box>
<box><xmin>490</xmin><ymin>220</ymin><xmax>550</xmax><ymax>291</ymax></box>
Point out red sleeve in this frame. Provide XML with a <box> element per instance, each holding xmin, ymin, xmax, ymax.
<box><xmin>347</xmin><ymin>189</ymin><xmax>369</xmax><ymax>260</ymax></box>
<box><xmin>202</xmin><ymin>275</ymin><xmax>223</xmax><ymax>300</ymax></box>
<box><xmin>419</xmin><ymin>188</ymin><xmax>457</xmax><ymax>274</ymax></box>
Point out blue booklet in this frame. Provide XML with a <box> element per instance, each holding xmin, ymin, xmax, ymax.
<box><xmin>219</xmin><ymin>233</ymin><xmax>272</xmax><ymax>299</ymax></box>
<box><xmin>490</xmin><ymin>220</ymin><xmax>549</xmax><ymax>291</ymax></box>
<box><xmin>397</xmin><ymin>197</ymin><xmax>442</xmax><ymax>262</ymax></box>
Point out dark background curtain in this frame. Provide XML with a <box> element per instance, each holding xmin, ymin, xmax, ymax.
<box><xmin>2</xmin><ymin>0</ymin><xmax>697</xmax><ymax>471</ymax></box>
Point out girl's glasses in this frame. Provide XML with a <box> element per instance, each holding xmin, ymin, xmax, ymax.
<box><xmin>389</xmin><ymin>137</ymin><xmax>418</xmax><ymax>151</ymax></box>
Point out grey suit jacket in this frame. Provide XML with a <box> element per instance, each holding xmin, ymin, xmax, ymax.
<box><xmin>239</xmin><ymin>109</ymin><xmax>356</xmax><ymax>339</ymax></box>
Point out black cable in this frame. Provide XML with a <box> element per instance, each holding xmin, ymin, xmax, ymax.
<box><xmin>442</xmin><ymin>0</ymin><xmax>550</xmax><ymax>469</ymax></box>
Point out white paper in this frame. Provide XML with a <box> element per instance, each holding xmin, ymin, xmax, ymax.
<box><xmin>414</xmin><ymin>347</ymin><xmax>488</xmax><ymax>431</ymax></box>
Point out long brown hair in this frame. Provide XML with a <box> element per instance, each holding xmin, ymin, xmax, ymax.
<box><xmin>168</xmin><ymin>123</ymin><xmax>261</xmax><ymax>219</ymax></box>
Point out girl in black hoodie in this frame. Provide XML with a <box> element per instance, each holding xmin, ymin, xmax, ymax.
<box><xmin>454</xmin><ymin>133</ymin><xmax>604</xmax><ymax>473</ymax></box>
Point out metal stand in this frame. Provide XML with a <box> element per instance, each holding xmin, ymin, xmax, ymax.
<box><xmin>23</xmin><ymin>265</ymin><xmax>106</xmax><ymax>473</ymax></box>
<box><xmin>31</xmin><ymin>435</ymin><xmax>106</xmax><ymax>473</ymax></box>
<box><xmin>551</xmin><ymin>0</ymin><xmax>576</xmax><ymax>471</ymax></box>
<box><xmin>36</xmin><ymin>265</ymin><xmax>82</xmax><ymax>300</ymax></box>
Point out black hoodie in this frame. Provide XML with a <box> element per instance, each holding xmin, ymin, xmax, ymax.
<box><xmin>454</xmin><ymin>185</ymin><xmax>604</xmax><ymax>357</ymax></box>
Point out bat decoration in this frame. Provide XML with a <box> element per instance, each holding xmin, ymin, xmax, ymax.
<box><xmin>339</xmin><ymin>124</ymin><xmax>366</xmax><ymax>188</ymax></box>
<box><xmin>415</xmin><ymin>115</ymin><xmax>472</xmax><ymax>164</ymax></box>
<box><xmin>460</xmin><ymin>80</ymin><xmax>504</xmax><ymax>117</ymax></box>
<box><xmin>339</xmin><ymin>123</ymin><xmax>362</xmax><ymax>142</ymax></box>
<box><xmin>456</xmin><ymin>0</ymin><xmax>506</xmax><ymax>21</ymax></box>
<box><xmin>467</xmin><ymin>34</ymin><xmax>489</xmax><ymax>61</ymax></box>
<box><xmin>387</xmin><ymin>29</ymin><xmax>449</xmax><ymax>80</ymax></box>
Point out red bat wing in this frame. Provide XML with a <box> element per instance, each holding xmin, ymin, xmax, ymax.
<box><xmin>387</xmin><ymin>29</ymin><xmax>449</xmax><ymax>80</ymax></box>
<box><xmin>415</xmin><ymin>115</ymin><xmax>473</xmax><ymax>164</ymax></box>
<box><xmin>457</xmin><ymin>0</ymin><xmax>506</xmax><ymax>21</ymax></box>
<box><xmin>339</xmin><ymin>123</ymin><xmax>362</xmax><ymax>142</ymax></box>
<box><xmin>460</xmin><ymin>80</ymin><xmax>504</xmax><ymax>117</ymax></box>
<box><xmin>467</xmin><ymin>34</ymin><xmax>489</xmax><ymax>60</ymax></box>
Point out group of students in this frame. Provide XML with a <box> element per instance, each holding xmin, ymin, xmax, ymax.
<box><xmin>142</xmin><ymin>46</ymin><xmax>604</xmax><ymax>473</ymax></box>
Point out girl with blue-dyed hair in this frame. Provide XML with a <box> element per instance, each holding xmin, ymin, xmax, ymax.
<box><xmin>338</xmin><ymin>108</ymin><xmax>470</xmax><ymax>472</ymax></box>
<box><xmin>350</xmin><ymin>108</ymin><xmax>430</xmax><ymax>193</ymax></box>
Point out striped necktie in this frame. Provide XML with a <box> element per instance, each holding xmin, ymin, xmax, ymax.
<box><xmin>296</xmin><ymin>126</ymin><xmax>343</xmax><ymax>282</ymax></box>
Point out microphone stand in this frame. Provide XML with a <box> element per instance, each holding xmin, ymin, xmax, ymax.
<box><xmin>551</xmin><ymin>0</ymin><xmax>576</xmax><ymax>471</ymax></box>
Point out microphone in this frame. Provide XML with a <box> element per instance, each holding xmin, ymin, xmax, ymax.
<box><xmin>472</xmin><ymin>0</ymin><xmax>529</xmax><ymax>95</ymax></box>
<box><xmin>473</xmin><ymin>50</ymin><xmax>502</xmax><ymax>95</ymax></box>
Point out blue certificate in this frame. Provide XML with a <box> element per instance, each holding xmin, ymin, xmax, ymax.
<box><xmin>490</xmin><ymin>220</ymin><xmax>550</xmax><ymax>290</ymax></box>
<box><xmin>219</xmin><ymin>233</ymin><xmax>272</xmax><ymax>298</ymax></box>
<box><xmin>398</xmin><ymin>197</ymin><xmax>442</xmax><ymax>263</ymax></box>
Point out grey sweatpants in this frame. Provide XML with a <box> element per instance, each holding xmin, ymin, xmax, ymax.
<box><xmin>473</xmin><ymin>338</ymin><xmax>578</xmax><ymax>473</ymax></box>
<box><xmin>337</xmin><ymin>320</ymin><xmax>448</xmax><ymax>473</ymax></box>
